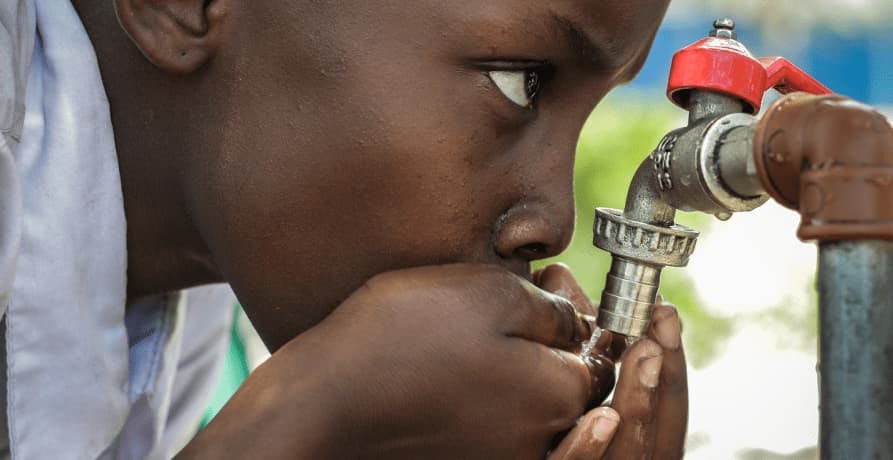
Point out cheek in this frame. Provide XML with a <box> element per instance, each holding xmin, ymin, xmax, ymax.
<box><xmin>189</xmin><ymin>50</ymin><xmax>523</xmax><ymax>347</ymax></box>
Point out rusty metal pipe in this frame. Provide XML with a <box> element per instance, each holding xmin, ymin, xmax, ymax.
<box><xmin>753</xmin><ymin>93</ymin><xmax>893</xmax><ymax>241</ymax></box>
<box><xmin>752</xmin><ymin>92</ymin><xmax>893</xmax><ymax>459</ymax></box>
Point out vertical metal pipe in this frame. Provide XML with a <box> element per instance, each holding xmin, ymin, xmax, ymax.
<box><xmin>818</xmin><ymin>241</ymin><xmax>893</xmax><ymax>459</ymax></box>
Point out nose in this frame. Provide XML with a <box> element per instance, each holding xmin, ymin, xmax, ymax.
<box><xmin>493</xmin><ymin>200</ymin><xmax>575</xmax><ymax>262</ymax></box>
<box><xmin>491</xmin><ymin>111</ymin><xmax>584</xmax><ymax>262</ymax></box>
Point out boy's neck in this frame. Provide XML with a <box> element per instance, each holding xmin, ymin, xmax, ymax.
<box><xmin>73</xmin><ymin>0</ymin><xmax>224</xmax><ymax>300</ymax></box>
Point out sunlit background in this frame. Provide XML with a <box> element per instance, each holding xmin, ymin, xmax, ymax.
<box><xmin>204</xmin><ymin>2</ymin><xmax>893</xmax><ymax>458</ymax></box>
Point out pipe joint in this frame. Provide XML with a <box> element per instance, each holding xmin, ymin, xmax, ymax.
<box><xmin>655</xmin><ymin>112</ymin><xmax>768</xmax><ymax>220</ymax></box>
<box><xmin>754</xmin><ymin>92</ymin><xmax>893</xmax><ymax>241</ymax></box>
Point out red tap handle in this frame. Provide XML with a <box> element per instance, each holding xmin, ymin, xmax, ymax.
<box><xmin>667</xmin><ymin>36</ymin><xmax>833</xmax><ymax>114</ymax></box>
<box><xmin>759</xmin><ymin>57</ymin><xmax>832</xmax><ymax>96</ymax></box>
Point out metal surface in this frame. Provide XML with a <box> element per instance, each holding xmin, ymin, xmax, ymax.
<box><xmin>597</xmin><ymin>258</ymin><xmax>662</xmax><ymax>337</ymax></box>
<box><xmin>652</xmin><ymin>133</ymin><xmax>677</xmax><ymax>191</ymax></box>
<box><xmin>696</xmin><ymin>113</ymin><xmax>768</xmax><ymax>213</ymax></box>
<box><xmin>818</xmin><ymin>241</ymin><xmax>893</xmax><ymax>460</ymax></box>
<box><xmin>623</xmin><ymin>156</ymin><xmax>677</xmax><ymax>226</ymax></box>
<box><xmin>716</xmin><ymin>122</ymin><xmax>764</xmax><ymax>198</ymax></box>
<box><xmin>709</xmin><ymin>18</ymin><xmax>737</xmax><ymax>40</ymax></box>
<box><xmin>593</xmin><ymin>208</ymin><xmax>698</xmax><ymax>267</ymax></box>
<box><xmin>752</xmin><ymin>93</ymin><xmax>893</xmax><ymax>242</ymax></box>
<box><xmin>651</xmin><ymin>110</ymin><xmax>768</xmax><ymax>218</ymax></box>
<box><xmin>594</xmin><ymin>90</ymin><xmax>755</xmax><ymax>338</ymax></box>
<box><xmin>654</xmin><ymin>120</ymin><xmax>724</xmax><ymax>215</ymax></box>
<box><xmin>688</xmin><ymin>89</ymin><xmax>744</xmax><ymax>124</ymax></box>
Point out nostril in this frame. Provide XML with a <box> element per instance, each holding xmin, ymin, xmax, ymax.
<box><xmin>515</xmin><ymin>242</ymin><xmax>548</xmax><ymax>260</ymax></box>
<box><xmin>493</xmin><ymin>204</ymin><xmax>573</xmax><ymax>262</ymax></box>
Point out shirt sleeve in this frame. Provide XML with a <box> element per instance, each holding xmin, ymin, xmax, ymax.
<box><xmin>0</xmin><ymin>0</ymin><xmax>35</xmax><ymax>317</ymax></box>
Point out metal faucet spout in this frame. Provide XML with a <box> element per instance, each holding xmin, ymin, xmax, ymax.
<box><xmin>594</xmin><ymin>89</ymin><xmax>767</xmax><ymax>338</ymax></box>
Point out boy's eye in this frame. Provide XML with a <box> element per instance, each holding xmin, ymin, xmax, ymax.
<box><xmin>488</xmin><ymin>69</ymin><xmax>543</xmax><ymax>109</ymax></box>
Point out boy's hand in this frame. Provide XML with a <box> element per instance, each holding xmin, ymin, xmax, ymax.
<box><xmin>537</xmin><ymin>264</ymin><xmax>687</xmax><ymax>460</ymax></box>
<box><xmin>181</xmin><ymin>264</ymin><xmax>614</xmax><ymax>459</ymax></box>
<box><xmin>179</xmin><ymin>263</ymin><xmax>686</xmax><ymax>459</ymax></box>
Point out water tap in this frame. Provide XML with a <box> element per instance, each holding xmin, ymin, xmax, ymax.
<box><xmin>593</xmin><ymin>19</ymin><xmax>832</xmax><ymax>338</ymax></box>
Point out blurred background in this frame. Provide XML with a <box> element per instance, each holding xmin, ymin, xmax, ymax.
<box><xmin>203</xmin><ymin>2</ymin><xmax>893</xmax><ymax>458</ymax></box>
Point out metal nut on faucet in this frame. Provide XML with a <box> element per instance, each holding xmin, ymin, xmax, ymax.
<box><xmin>593</xmin><ymin>208</ymin><xmax>699</xmax><ymax>337</ymax></box>
<box><xmin>593</xmin><ymin>208</ymin><xmax>699</xmax><ymax>268</ymax></box>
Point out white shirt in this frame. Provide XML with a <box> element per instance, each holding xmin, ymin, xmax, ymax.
<box><xmin>0</xmin><ymin>1</ymin><xmax>236</xmax><ymax>458</ymax></box>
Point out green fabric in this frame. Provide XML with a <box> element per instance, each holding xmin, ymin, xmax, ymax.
<box><xmin>200</xmin><ymin>304</ymin><xmax>251</xmax><ymax>428</ymax></box>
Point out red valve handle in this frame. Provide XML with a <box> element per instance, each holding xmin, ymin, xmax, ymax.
<box><xmin>667</xmin><ymin>36</ymin><xmax>832</xmax><ymax>114</ymax></box>
<box><xmin>759</xmin><ymin>57</ymin><xmax>832</xmax><ymax>96</ymax></box>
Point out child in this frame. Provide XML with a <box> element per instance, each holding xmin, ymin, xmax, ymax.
<box><xmin>1</xmin><ymin>0</ymin><xmax>687</xmax><ymax>458</ymax></box>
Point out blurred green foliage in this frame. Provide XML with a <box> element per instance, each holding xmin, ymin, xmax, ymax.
<box><xmin>534</xmin><ymin>92</ymin><xmax>733</xmax><ymax>368</ymax></box>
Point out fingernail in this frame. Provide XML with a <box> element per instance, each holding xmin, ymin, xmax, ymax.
<box><xmin>654</xmin><ymin>310</ymin><xmax>681</xmax><ymax>350</ymax></box>
<box><xmin>639</xmin><ymin>355</ymin><xmax>663</xmax><ymax>389</ymax></box>
<box><xmin>591</xmin><ymin>411</ymin><xmax>620</xmax><ymax>441</ymax></box>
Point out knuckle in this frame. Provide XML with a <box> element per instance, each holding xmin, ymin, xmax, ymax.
<box><xmin>650</xmin><ymin>304</ymin><xmax>679</xmax><ymax>324</ymax></box>
<box><xmin>624</xmin><ymin>401</ymin><xmax>658</xmax><ymax>424</ymax></box>
<box><xmin>626</xmin><ymin>338</ymin><xmax>662</xmax><ymax>360</ymax></box>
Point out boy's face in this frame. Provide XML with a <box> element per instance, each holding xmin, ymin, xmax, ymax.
<box><xmin>185</xmin><ymin>0</ymin><xmax>669</xmax><ymax>349</ymax></box>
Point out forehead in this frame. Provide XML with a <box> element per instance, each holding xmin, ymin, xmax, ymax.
<box><xmin>435</xmin><ymin>0</ymin><xmax>668</xmax><ymax>73</ymax></box>
<box><xmin>556</xmin><ymin>0</ymin><xmax>669</xmax><ymax>60</ymax></box>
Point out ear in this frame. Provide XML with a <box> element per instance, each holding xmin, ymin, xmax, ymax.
<box><xmin>113</xmin><ymin>0</ymin><xmax>230</xmax><ymax>73</ymax></box>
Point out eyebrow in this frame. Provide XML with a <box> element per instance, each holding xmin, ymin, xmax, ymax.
<box><xmin>549</xmin><ymin>13</ymin><xmax>629</xmax><ymax>73</ymax></box>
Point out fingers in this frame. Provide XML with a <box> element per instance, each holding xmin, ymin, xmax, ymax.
<box><xmin>646</xmin><ymin>303</ymin><xmax>688</xmax><ymax>460</ymax></box>
<box><xmin>536</xmin><ymin>264</ymin><xmax>596</xmax><ymax>316</ymax></box>
<box><xmin>584</xmin><ymin>354</ymin><xmax>616</xmax><ymax>409</ymax></box>
<box><xmin>536</xmin><ymin>264</ymin><xmax>616</xmax><ymax>355</ymax></box>
<box><xmin>536</xmin><ymin>264</ymin><xmax>616</xmax><ymax>406</ymax></box>
<box><xmin>602</xmin><ymin>338</ymin><xmax>663</xmax><ymax>460</ymax></box>
<box><xmin>531</xmin><ymin>266</ymin><xmax>687</xmax><ymax>460</ymax></box>
<box><xmin>603</xmin><ymin>333</ymin><xmax>628</xmax><ymax>362</ymax></box>
<box><xmin>546</xmin><ymin>407</ymin><xmax>620</xmax><ymax>460</ymax></box>
<box><xmin>503</xmin><ymin>277</ymin><xmax>595</xmax><ymax>351</ymax></box>
<box><xmin>601</xmin><ymin>302</ymin><xmax>688</xmax><ymax>460</ymax></box>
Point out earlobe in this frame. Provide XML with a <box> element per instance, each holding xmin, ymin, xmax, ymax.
<box><xmin>113</xmin><ymin>0</ymin><xmax>229</xmax><ymax>74</ymax></box>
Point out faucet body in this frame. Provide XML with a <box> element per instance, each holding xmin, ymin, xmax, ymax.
<box><xmin>594</xmin><ymin>19</ymin><xmax>826</xmax><ymax>338</ymax></box>
<box><xmin>593</xmin><ymin>18</ymin><xmax>893</xmax><ymax>459</ymax></box>
<box><xmin>594</xmin><ymin>89</ymin><xmax>772</xmax><ymax>337</ymax></box>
